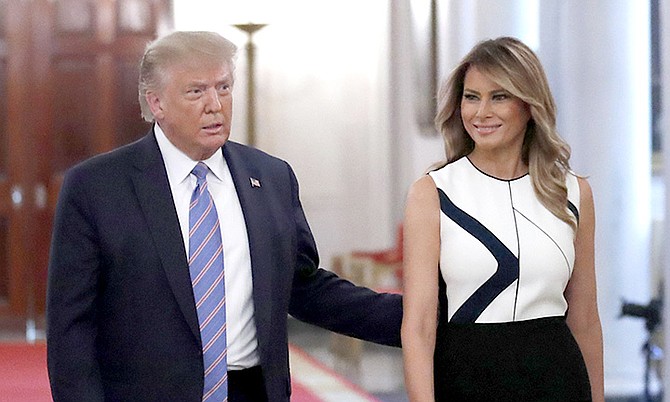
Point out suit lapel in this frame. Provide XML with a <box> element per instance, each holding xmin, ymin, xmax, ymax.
<box><xmin>127</xmin><ymin>137</ymin><xmax>276</xmax><ymax>345</ymax></box>
<box><xmin>223</xmin><ymin>142</ymin><xmax>273</xmax><ymax>333</ymax></box>
<box><xmin>131</xmin><ymin>132</ymin><xmax>201</xmax><ymax>341</ymax></box>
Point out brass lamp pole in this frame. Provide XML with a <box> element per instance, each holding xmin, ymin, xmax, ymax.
<box><xmin>233</xmin><ymin>23</ymin><xmax>267</xmax><ymax>147</ymax></box>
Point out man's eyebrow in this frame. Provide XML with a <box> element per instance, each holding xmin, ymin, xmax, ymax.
<box><xmin>185</xmin><ymin>79</ymin><xmax>207</xmax><ymax>87</ymax></box>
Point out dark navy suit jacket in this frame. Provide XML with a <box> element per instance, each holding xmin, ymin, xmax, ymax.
<box><xmin>46</xmin><ymin>131</ymin><xmax>402</xmax><ymax>402</ymax></box>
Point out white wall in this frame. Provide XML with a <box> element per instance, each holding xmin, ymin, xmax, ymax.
<box><xmin>255</xmin><ymin>1</ymin><xmax>397</xmax><ymax>266</ymax></box>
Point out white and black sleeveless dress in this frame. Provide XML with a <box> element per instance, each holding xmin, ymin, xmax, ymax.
<box><xmin>429</xmin><ymin>157</ymin><xmax>591</xmax><ymax>402</ymax></box>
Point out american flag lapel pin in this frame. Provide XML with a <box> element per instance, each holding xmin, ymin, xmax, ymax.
<box><xmin>250</xmin><ymin>177</ymin><xmax>261</xmax><ymax>188</ymax></box>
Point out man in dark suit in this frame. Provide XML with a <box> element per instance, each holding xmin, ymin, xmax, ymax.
<box><xmin>46</xmin><ymin>31</ymin><xmax>402</xmax><ymax>402</ymax></box>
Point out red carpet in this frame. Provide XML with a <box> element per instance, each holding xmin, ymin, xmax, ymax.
<box><xmin>290</xmin><ymin>381</ymin><xmax>324</xmax><ymax>402</ymax></box>
<box><xmin>288</xmin><ymin>345</ymin><xmax>380</xmax><ymax>401</ymax></box>
<box><xmin>0</xmin><ymin>343</ymin><xmax>51</xmax><ymax>402</ymax></box>
<box><xmin>0</xmin><ymin>343</ymin><xmax>376</xmax><ymax>402</ymax></box>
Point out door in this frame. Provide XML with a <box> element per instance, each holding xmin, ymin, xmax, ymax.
<box><xmin>0</xmin><ymin>0</ymin><xmax>34</xmax><ymax>319</ymax></box>
<box><xmin>0</xmin><ymin>0</ymin><xmax>172</xmax><ymax>326</ymax></box>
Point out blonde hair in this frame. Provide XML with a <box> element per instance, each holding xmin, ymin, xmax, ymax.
<box><xmin>138</xmin><ymin>31</ymin><xmax>238</xmax><ymax>122</ymax></box>
<box><xmin>434</xmin><ymin>37</ymin><xmax>577</xmax><ymax>231</ymax></box>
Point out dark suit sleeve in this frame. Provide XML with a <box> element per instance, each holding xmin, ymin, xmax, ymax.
<box><xmin>47</xmin><ymin>168</ymin><xmax>105</xmax><ymax>401</ymax></box>
<box><xmin>285</xmin><ymin>166</ymin><xmax>403</xmax><ymax>347</ymax></box>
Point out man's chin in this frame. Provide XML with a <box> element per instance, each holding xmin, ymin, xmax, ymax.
<box><xmin>194</xmin><ymin>136</ymin><xmax>228</xmax><ymax>159</ymax></box>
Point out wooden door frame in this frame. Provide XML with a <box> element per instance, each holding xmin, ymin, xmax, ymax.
<box><xmin>0</xmin><ymin>0</ymin><xmax>34</xmax><ymax>318</ymax></box>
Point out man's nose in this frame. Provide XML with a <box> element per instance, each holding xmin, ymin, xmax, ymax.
<box><xmin>204</xmin><ymin>88</ymin><xmax>222</xmax><ymax>113</ymax></box>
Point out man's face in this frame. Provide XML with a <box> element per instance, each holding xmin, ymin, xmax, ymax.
<box><xmin>147</xmin><ymin>60</ymin><xmax>234</xmax><ymax>160</ymax></box>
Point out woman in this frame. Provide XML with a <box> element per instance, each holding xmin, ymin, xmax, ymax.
<box><xmin>401</xmin><ymin>37</ymin><xmax>604</xmax><ymax>401</ymax></box>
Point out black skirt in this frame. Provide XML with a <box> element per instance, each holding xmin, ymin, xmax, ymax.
<box><xmin>434</xmin><ymin>316</ymin><xmax>592</xmax><ymax>402</ymax></box>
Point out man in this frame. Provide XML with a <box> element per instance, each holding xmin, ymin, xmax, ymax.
<box><xmin>46</xmin><ymin>31</ymin><xmax>402</xmax><ymax>402</ymax></box>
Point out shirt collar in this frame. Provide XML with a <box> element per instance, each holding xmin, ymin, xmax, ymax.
<box><xmin>154</xmin><ymin>123</ymin><xmax>227</xmax><ymax>184</ymax></box>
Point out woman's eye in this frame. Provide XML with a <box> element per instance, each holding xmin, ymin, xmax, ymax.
<box><xmin>463</xmin><ymin>94</ymin><xmax>478</xmax><ymax>101</ymax></box>
<box><xmin>493</xmin><ymin>93</ymin><xmax>508</xmax><ymax>101</ymax></box>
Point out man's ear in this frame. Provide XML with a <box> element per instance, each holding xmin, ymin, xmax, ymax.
<box><xmin>146</xmin><ymin>91</ymin><xmax>164</xmax><ymax>120</ymax></box>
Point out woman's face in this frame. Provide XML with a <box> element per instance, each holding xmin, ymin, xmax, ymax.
<box><xmin>460</xmin><ymin>66</ymin><xmax>531</xmax><ymax>156</ymax></box>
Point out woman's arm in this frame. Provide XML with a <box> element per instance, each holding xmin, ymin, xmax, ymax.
<box><xmin>564</xmin><ymin>177</ymin><xmax>604</xmax><ymax>402</ymax></box>
<box><xmin>401</xmin><ymin>175</ymin><xmax>441</xmax><ymax>401</ymax></box>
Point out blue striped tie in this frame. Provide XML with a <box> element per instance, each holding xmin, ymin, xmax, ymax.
<box><xmin>189</xmin><ymin>162</ymin><xmax>228</xmax><ymax>401</ymax></box>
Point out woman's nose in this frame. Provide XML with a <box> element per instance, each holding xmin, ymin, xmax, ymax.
<box><xmin>476</xmin><ymin>99</ymin><xmax>492</xmax><ymax>117</ymax></box>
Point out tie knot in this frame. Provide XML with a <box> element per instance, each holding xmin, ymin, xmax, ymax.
<box><xmin>192</xmin><ymin>162</ymin><xmax>209</xmax><ymax>181</ymax></box>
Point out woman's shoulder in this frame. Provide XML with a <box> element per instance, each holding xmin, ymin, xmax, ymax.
<box><xmin>405</xmin><ymin>174</ymin><xmax>440</xmax><ymax>217</ymax></box>
<box><xmin>564</xmin><ymin>171</ymin><xmax>594</xmax><ymax>214</ymax></box>
<box><xmin>428</xmin><ymin>156</ymin><xmax>468</xmax><ymax>178</ymax></box>
<box><xmin>428</xmin><ymin>157</ymin><xmax>479</xmax><ymax>197</ymax></box>
<box><xmin>409</xmin><ymin>174</ymin><xmax>437</xmax><ymax>198</ymax></box>
<box><xmin>565</xmin><ymin>170</ymin><xmax>589</xmax><ymax>194</ymax></box>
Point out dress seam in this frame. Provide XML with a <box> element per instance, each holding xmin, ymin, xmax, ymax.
<box><xmin>509</xmin><ymin>181</ymin><xmax>521</xmax><ymax>322</ymax></box>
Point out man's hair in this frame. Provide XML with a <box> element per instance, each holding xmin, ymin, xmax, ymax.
<box><xmin>138</xmin><ymin>31</ymin><xmax>238</xmax><ymax>122</ymax></box>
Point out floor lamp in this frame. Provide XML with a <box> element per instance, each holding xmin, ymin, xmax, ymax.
<box><xmin>233</xmin><ymin>23</ymin><xmax>267</xmax><ymax>147</ymax></box>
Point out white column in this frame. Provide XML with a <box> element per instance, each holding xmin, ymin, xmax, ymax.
<box><xmin>661</xmin><ymin>1</ymin><xmax>670</xmax><ymax>400</ymax></box>
<box><xmin>441</xmin><ymin>0</ymin><xmax>539</xmax><ymax>66</ymax></box>
<box><xmin>540</xmin><ymin>0</ymin><xmax>652</xmax><ymax>396</ymax></box>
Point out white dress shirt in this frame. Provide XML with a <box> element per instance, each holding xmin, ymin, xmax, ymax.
<box><xmin>155</xmin><ymin>124</ymin><xmax>260</xmax><ymax>369</ymax></box>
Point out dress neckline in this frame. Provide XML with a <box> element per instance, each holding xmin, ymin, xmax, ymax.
<box><xmin>464</xmin><ymin>156</ymin><xmax>529</xmax><ymax>182</ymax></box>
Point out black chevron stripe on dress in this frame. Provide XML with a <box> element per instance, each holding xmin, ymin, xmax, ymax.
<box><xmin>437</xmin><ymin>188</ymin><xmax>519</xmax><ymax>323</ymax></box>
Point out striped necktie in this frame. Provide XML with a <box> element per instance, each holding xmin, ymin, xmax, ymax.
<box><xmin>189</xmin><ymin>162</ymin><xmax>228</xmax><ymax>401</ymax></box>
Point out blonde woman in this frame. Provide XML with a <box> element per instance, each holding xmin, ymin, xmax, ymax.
<box><xmin>401</xmin><ymin>37</ymin><xmax>604</xmax><ymax>401</ymax></box>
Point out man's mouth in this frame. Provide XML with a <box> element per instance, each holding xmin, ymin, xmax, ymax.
<box><xmin>202</xmin><ymin>123</ymin><xmax>223</xmax><ymax>131</ymax></box>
